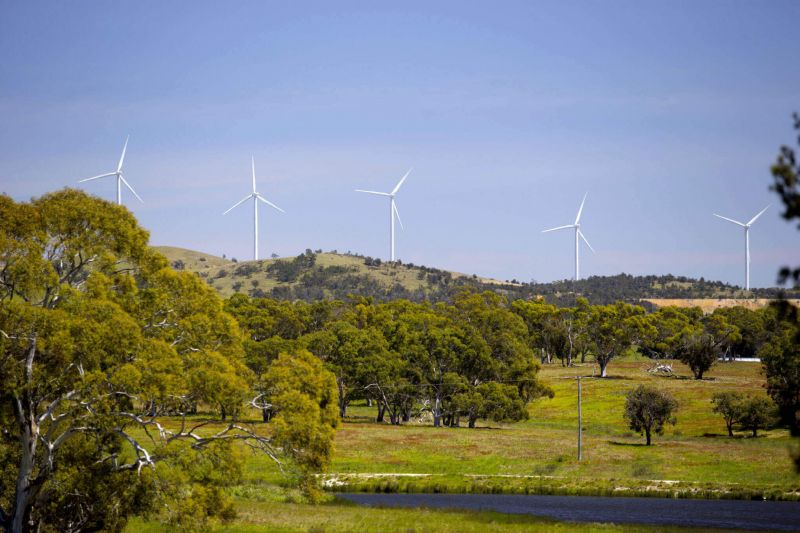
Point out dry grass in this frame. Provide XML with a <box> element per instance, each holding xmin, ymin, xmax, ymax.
<box><xmin>152</xmin><ymin>245</ymin><xmax>504</xmax><ymax>298</ymax></box>
<box><xmin>644</xmin><ymin>298</ymin><xmax>800</xmax><ymax>313</ymax></box>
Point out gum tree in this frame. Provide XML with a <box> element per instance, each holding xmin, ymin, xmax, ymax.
<box><xmin>0</xmin><ymin>190</ymin><xmax>338</xmax><ymax>532</ymax></box>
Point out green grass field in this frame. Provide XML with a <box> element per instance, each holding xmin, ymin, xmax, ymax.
<box><xmin>126</xmin><ymin>356</ymin><xmax>799</xmax><ymax>531</ymax></box>
<box><xmin>317</xmin><ymin>358</ymin><xmax>799</xmax><ymax>499</ymax></box>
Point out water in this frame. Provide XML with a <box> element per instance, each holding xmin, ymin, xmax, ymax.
<box><xmin>338</xmin><ymin>493</ymin><xmax>800</xmax><ymax>531</ymax></box>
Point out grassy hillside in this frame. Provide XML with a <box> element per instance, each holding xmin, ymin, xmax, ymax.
<box><xmin>645</xmin><ymin>298</ymin><xmax>800</xmax><ymax>312</ymax></box>
<box><xmin>154</xmin><ymin>246</ymin><xmax>511</xmax><ymax>301</ymax></box>
<box><xmin>154</xmin><ymin>246</ymin><xmax>799</xmax><ymax>306</ymax></box>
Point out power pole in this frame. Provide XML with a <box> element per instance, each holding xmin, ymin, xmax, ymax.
<box><xmin>577</xmin><ymin>376</ymin><xmax>582</xmax><ymax>461</ymax></box>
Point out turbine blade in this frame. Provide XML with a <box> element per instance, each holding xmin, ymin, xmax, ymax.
<box><xmin>223</xmin><ymin>194</ymin><xmax>253</xmax><ymax>215</ymax></box>
<box><xmin>713</xmin><ymin>214</ymin><xmax>746</xmax><ymax>227</ymax></box>
<box><xmin>393</xmin><ymin>201</ymin><xmax>404</xmax><ymax>230</ymax></box>
<box><xmin>542</xmin><ymin>224</ymin><xmax>575</xmax><ymax>233</ymax></box>
<box><xmin>578</xmin><ymin>230</ymin><xmax>595</xmax><ymax>253</ymax></box>
<box><xmin>78</xmin><ymin>172</ymin><xmax>116</xmax><ymax>183</ymax></box>
<box><xmin>355</xmin><ymin>189</ymin><xmax>391</xmax><ymax>197</ymax></box>
<box><xmin>257</xmin><ymin>195</ymin><xmax>285</xmax><ymax>213</ymax></box>
<box><xmin>391</xmin><ymin>168</ymin><xmax>412</xmax><ymax>195</ymax></box>
<box><xmin>119</xmin><ymin>175</ymin><xmax>143</xmax><ymax>203</ymax></box>
<box><xmin>575</xmin><ymin>192</ymin><xmax>588</xmax><ymax>225</ymax></box>
<box><xmin>747</xmin><ymin>205</ymin><xmax>770</xmax><ymax>226</ymax></box>
<box><xmin>251</xmin><ymin>156</ymin><xmax>257</xmax><ymax>193</ymax></box>
<box><xmin>117</xmin><ymin>135</ymin><xmax>129</xmax><ymax>172</ymax></box>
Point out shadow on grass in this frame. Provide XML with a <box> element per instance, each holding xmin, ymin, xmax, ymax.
<box><xmin>702</xmin><ymin>433</ymin><xmax>745</xmax><ymax>439</ymax></box>
<box><xmin>608</xmin><ymin>440</ymin><xmax>648</xmax><ymax>447</ymax></box>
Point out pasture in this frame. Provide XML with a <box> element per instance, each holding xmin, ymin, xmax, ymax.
<box><xmin>128</xmin><ymin>356</ymin><xmax>800</xmax><ymax>531</ymax></box>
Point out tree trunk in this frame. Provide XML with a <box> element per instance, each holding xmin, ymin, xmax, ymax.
<box><xmin>726</xmin><ymin>422</ymin><xmax>733</xmax><ymax>437</ymax></box>
<box><xmin>220</xmin><ymin>404</ymin><xmax>226</xmax><ymax>421</ymax></box>
<box><xmin>752</xmin><ymin>427</ymin><xmax>757</xmax><ymax>437</ymax></box>
<box><xmin>645</xmin><ymin>428</ymin><xmax>651</xmax><ymax>446</ymax></box>
<box><xmin>338</xmin><ymin>380</ymin><xmax>347</xmax><ymax>419</ymax></box>
<box><xmin>433</xmin><ymin>397</ymin><xmax>441</xmax><ymax>428</ymax></box>
<box><xmin>12</xmin><ymin>395</ymin><xmax>39</xmax><ymax>533</ymax></box>
<box><xmin>599</xmin><ymin>359</ymin><xmax>608</xmax><ymax>378</ymax></box>
<box><xmin>376</xmin><ymin>403</ymin><xmax>386</xmax><ymax>423</ymax></box>
<box><xmin>262</xmin><ymin>408</ymin><xmax>271</xmax><ymax>422</ymax></box>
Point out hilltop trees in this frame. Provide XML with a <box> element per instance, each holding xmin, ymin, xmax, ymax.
<box><xmin>0</xmin><ymin>191</ymin><xmax>338</xmax><ymax>532</ymax></box>
<box><xmin>624</xmin><ymin>386</ymin><xmax>678</xmax><ymax>445</ymax></box>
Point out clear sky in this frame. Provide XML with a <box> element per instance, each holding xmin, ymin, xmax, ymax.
<box><xmin>1</xmin><ymin>1</ymin><xmax>798</xmax><ymax>287</ymax></box>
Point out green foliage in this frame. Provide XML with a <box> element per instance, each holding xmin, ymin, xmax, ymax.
<box><xmin>711</xmin><ymin>391</ymin><xmax>743</xmax><ymax>437</ymax></box>
<box><xmin>759</xmin><ymin>302</ymin><xmax>800</xmax><ymax>435</ymax></box>
<box><xmin>770</xmin><ymin>112</ymin><xmax>800</xmax><ymax>285</ymax></box>
<box><xmin>738</xmin><ymin>396</ymin><xmax>777</xmax><ymax>438</ymax></box>
<box><xmin>0</xmin><ymin>191</ymin><xmax>338</xmax><ymax>532</ymax></box>
<box><xmin>623</xmin><ymin>385</ymin><xmax>678</xmax><ymax>445</ymax></box>
<box><xmin>263</xmin><ymin>350</ymin><xmax>339</xmax><ymax>499</ymax></box>
<box><xmin>587</xmin><ymin>302</ymin><xmax>651</xmax><ymax>377</ymax></box>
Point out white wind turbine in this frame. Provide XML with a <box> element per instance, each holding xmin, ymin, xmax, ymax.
<box><xmin>355</xmin><ymin>169</ymin><xmax>411</xmax><ymax>262</ymax></box>
<box><xmin>78</xmin><ymin>135</ymin><xmax>143</xmax><ymax>206</ymax></box>
<box><xmin>713</xmin><ymin>205</ymin><xmax>770</xmax><ymax>291</ymax></box>
<box><xmin>223</xmin><ymin>157</ymin><xmax>284</xmax><ymax>261</ymax></box>
<box><xmin>542</xmin><ymin>192</ymin><xmax>595</xmax><ymax>281</ymax></box>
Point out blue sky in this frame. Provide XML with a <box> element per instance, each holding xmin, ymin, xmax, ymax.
<box><xmin>1</xmin><ymin>1</ymin><xmax>798</xmax><ymax>287</ymax></box>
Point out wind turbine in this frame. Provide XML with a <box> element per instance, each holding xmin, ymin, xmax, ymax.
<box><xmin>355</xmin><ymin>169</ymin><xmax>411</xmax><ymax>262</ymax></box>
<box><xmin>542</xmin><ymin>192</ymin><xmax>595</xmax><ymax>281</ymax></box>
<box><xmin>713</xmin><ymin>205</ymin><xmax>770</xmax><ymax>291</ymax></box>
<box><xmin>223</xmin><ymin>157</ymin><xmax>284</xmax><ymax>261</ymax></box>
<box><xmin>78</xmin><ymin>135</ymin><xmax>143</xmax><ymax>206</ymax></box>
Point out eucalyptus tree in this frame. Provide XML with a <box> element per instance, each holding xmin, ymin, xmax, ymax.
<box><xmin>587</xmin><ymin>302</ymin><xmax>651</xmax><ymax>377</ymax></box>
<box><xmin>676</xmin><ymin>314</ymin><xmax>740</xmax><ymax>379</ymax></box>
<box><xmin>0</xmin><ymin>190</ymin><xmax>338</xmax><ymax>532</ymax></box>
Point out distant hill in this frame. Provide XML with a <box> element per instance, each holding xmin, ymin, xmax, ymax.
<box><xmin>154</xmin><ymin>246</ymin><xmax>799</xmax><ymax>308</ymax></box>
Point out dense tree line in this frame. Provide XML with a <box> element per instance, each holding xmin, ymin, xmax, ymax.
<box><xmin>225</xmin><ymin>291</ymin><xmax>554</xmax><ymax>429</ymax></box>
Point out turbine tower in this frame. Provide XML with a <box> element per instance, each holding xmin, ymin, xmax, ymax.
<box><xmin>542</xmin><ymin>192</ymin><xmax>595</xmax><ymax>281</ymax></box>
<box><xmin>78</xmin><ymin>135</ymin><xmax>143</xmax><ymax>206</ymax></box>
<box><xmin>713</xmin><ymin>205</ymin><xmax>770</xmax><ymax>291</ymax></box>
<box><xmin>356</xmin><ymin>169</ymin><xmax>411</xmax><ymax>262</ymax></box>
<box><xmin>223</xmin><ymin>157</ymin><xmax>284</xmax><ymax>261</ymax></box>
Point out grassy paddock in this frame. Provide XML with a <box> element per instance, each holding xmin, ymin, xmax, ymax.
<box><xmin>315</xmin><ymin>358</ymin><xmax>799</xmax><ymax>500</ymax></box>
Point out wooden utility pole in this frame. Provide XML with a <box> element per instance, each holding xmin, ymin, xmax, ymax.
<box><xmin>577</xmin><ymin>376</ymin><xmax>582</xmax><ymax>461</ymax></box>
